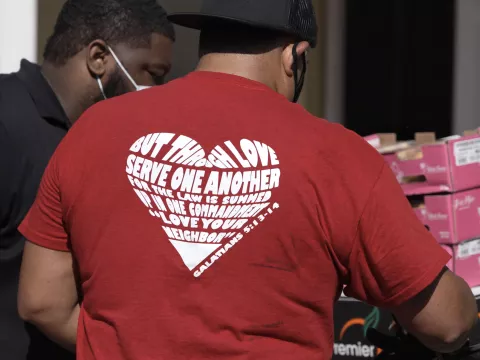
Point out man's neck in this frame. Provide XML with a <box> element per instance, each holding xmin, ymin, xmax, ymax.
<box><xmin>41</xmin><ymin>61</ymin><xmax>92</xmax><ymax>124</ymax></box>
<box><xmin>196</xmin><ymin>54</ymin><xmax>277</xmax><ymax>92</ymax></box>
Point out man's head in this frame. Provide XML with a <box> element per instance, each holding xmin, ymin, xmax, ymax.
<box><xmin>42</xmin><ymin>0</ymin><xmax>175</xmax><ymax>114</ymax></box>
<box><xmin>168</xmin><ymin>0</ymin><xmax>316</xmax><ymax>103</ymax></box>
<box><xmin>198</xmin><ymin>23</ymin><xmax>310</xmax><ymax>102</ymax></box>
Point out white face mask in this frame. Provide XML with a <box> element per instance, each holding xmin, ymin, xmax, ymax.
<box><xmin>97</xmin><ymin>46</ymin><xmax>151</xmax><ymax>100</ymax></box>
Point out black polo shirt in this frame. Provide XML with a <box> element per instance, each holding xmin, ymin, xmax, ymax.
<box><xmin>0</xmin><ymin>60</ymin><xmax>74</xmax><ymax>360</ymax></box>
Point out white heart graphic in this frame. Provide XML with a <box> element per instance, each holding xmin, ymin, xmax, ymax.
<box><xmin>125</xmin><ymin>133</ymin><xmax>281</xmax><ymax>277</ymax></box>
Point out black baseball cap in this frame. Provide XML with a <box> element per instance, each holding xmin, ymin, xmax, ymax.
<box><xmin>168</xmin><ymin>0</ymin><xmax>318</xmax><ymax>48</ymax></box>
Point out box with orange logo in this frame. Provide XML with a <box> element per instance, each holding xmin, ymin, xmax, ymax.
<box><xmin>334</xmin><ymin>290</ymin><xmax>480</xmax><ymax>358</ymax></box>
<box><xmin>333</xmin><ymin>297</ymin><xmax>394</xmax><ymax>359</ymax></box>
<box><xmin>472</xmin><ymin>289</ymin><xmax>480</xmax><ymax>344</ymax></box>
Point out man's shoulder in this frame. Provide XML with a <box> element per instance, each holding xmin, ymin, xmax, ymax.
<box><xmin>278</xmin><ymin>108</ymin><xmax>377</xmax><ymax>152</ymax></box>
<box><xmin>0</xmin><ymin>73</ymin><xmax>38</xmax><ymax>138</ymax></box>
<box><xmin>0</xmin><ymin>73</ymin><xmax>10</xmax><ymax>82</ymax></box>
<box><xmin>0</xmin><ymin>71</ymin><xmax>34</xmax><ymax>115</ymax></box>
<box><xmin>0</xmin><ymin>71</ymin><xmax>24</xmax><ymax>93</ymax></box>
<box><xmin>279</xmin><ymin>111</ymin><xmax>385</xmax><ymax>175</ymax></box>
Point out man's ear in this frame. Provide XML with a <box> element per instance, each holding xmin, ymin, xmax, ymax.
<box><xmin>281</xmin><ymin>41</ymin><xmax>310</xmax><ymax>77</ymax></box>
<box><xmin>86</xmin><ymin>39</ymin><xmax>109</xmax><ymax>77</ymax></box>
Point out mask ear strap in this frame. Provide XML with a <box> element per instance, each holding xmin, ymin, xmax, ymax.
<box><xmin>292</xmin><ymin>43</ymin><xmax>307</xmax><ymax>103</ymax></box>
<box><xmin>107</xmin><ymin>46</ymin><xmax>139</xmax><ymax>90</ymax></box>
<box><xmin>97</xmin><ymin>76</ymin><xmax>107</xmax><ymax>100</ymax></box>
<box><xmin>292</xmin><ymin>43</ymin><xmax>299</xmax><ymax>100</ymax></box>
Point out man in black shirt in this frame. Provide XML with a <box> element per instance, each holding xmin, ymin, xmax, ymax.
<box><xmin>0</xmin><ymin>1</ymin><xmax>175</xmax><ymax>359</ymax></box>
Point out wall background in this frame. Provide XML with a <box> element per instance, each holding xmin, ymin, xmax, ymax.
<box><xmin>37</xmin><ymin>0</ymin><xmax>64</xmax><ymax>61</ymax></box>
<box><xmin>453</xmin><ymin>0</ymin><xmax>480</xmax><ymax>135</ymax></box>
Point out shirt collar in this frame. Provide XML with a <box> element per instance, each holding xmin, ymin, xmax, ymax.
<box><xmin>15</xmin><ymin>59</ymin><xmax>70</xmax><ymax>129</ymax></box>
<box><xmin>185</xmin><ymin>71</ymin><xmax>289</xmax><ymax>103</ymax></box>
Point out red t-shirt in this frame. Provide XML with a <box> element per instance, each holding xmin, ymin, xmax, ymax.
<box><xmin>19</xmin><ymin>72</ymin><xmax>450</xmax><ymax>360</ymax></box>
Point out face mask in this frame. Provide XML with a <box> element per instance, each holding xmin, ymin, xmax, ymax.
<box><xmin>97</xmin><ymin>46</ymin><xmax>151</xmax><ymax>100</ymax></box>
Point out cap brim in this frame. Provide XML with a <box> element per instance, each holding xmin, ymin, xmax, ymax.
<box><xmin>168</xmin><ymin>12</ymin><xmax>290</xmax><ymax>34</ymax></box>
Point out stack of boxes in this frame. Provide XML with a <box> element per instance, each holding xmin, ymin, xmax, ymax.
<box><xmin>332</xmin><ymin>131</ymin><xmax>480</xmax><ymax>359</ymax></box>
<box><xmin>365</xmin><ymin>131</ymin><xmax>480</xmax><ymax>287</ymax></box>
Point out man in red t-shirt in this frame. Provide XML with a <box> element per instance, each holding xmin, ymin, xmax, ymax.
<box><xmin>17</xmin><ymin>0</ymin><xmax>477</xmax><ymax>359</ymax></box>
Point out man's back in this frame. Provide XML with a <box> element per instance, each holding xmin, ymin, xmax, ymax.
<box><xmin>0</xmin><ymin>63</ymin><xmax>71</xmax><ymax>360</ymax></box>
<box><xmin>20</xmin><ymin>71</ymin><xmax>451</xmax><ymax>359</ymax></box>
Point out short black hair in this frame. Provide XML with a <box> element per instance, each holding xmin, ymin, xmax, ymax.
<box><xmin>43</xmin><ymin>0</ymin><xmax>175</xmax><ymax>65</ymax></box>
<box><xmin>199</xmin><ymin>22</ymin><xmax>291</xmax><ymax>58</ymax></box>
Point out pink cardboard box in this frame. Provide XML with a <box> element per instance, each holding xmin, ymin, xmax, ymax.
<box><xmin>411</xmin><ymin>203</ymin><xmax>427</xmax><ymax>225</ymax></box>
<box><xmin>442</xmin><ymin>240</ymin><xmax>480</xmax><ymax>288</ymax></box>
<box><xmin>410</xmin><ymin>187</ymin><xmax>480</xmax><ymax>244</ymax></box>
<box><xmin>365</xmin><ymin>132</ymin><xmax>480</xmax><ymax>195</ymax></box>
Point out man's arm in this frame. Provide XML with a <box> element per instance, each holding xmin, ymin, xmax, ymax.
<box><xmin>16</xmin><ymin>144</ymin><xmax>80</xmax><ymax>352</ymax></box>
<box><xmin>341</xmin><ymin>162</ymin><xmax>478</xmax><ymax>353</ymax></box>
<box><xmin>18</xmin><ymin>242</ymin><xmax>79</xmax><ymax>353</ymax></box>
<box><xmin>323</xmin><ymin>129</ymin><xmax>478</xmax><ymax>354</ymax></box>
<box><xmin>391</xmin><ymin>268</ymin><xmax>477</xmax><ymax>353</ymax></box>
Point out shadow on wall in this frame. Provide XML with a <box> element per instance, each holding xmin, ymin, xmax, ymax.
<box><xmin>161</xmin><ymin>0</ymin><xmax>202</xmax><ymax>81</ymax></box>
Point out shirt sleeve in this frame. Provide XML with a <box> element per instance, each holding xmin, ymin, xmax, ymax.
<box><xmin>18</xmin><ymin>151</ymin><xmax>69</xmax><ymax>252</ymax></box>
<box><xmin>342</xmin><ymin>163</ymin><xmax>451</xmax><ymax>307</ymax></box>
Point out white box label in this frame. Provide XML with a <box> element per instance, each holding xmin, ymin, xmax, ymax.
<box><xmin>457</xmin><ymin>239</ymin><xmax>480</xmax><ymax>259</ymax></box>
<box><xmin>454</xmin><ymin>138</ymin><xmax>480</xmax><ymax>166</ymax></box>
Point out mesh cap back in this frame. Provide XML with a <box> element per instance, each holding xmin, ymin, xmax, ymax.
<box><xmin>288</xmin><ymin>0</ymin><xmax>318</xmax><ymax>48</ymax></box>
<box><xmin>168</xmin><ymin>0</ymin><xmax>318</xmax><ymax>48</ymax></box>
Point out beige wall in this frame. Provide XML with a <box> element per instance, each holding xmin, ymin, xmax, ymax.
<box><xmin>37</xmin><ymin>0</ymin><xmax>65</xmax><ymax>62</ymax></box>
<box><xmin>298</xmin><ymin>0</ymin><xmax>325</xmax><ymax>118</ymax></box>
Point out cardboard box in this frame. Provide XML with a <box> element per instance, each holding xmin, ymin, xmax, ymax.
<box><xmin>410</xmin><ymin>200</ymin><xmax>427</xmax><ymax>225</ymax></box>
<box><xmin>442</xmin><ymin>240</ymin><xmax>480</xmax><ymax>288</ymax></box>
<box><xmin>364</xmin><ymin>133</ymin><xmax>412</xmax><ymax>155</ymax></box>
<box><xmin>365</xmin><ymin>132</ymin><xmax>480</xmax><ymax>195</ymax></box>
<box><xmin>471</xmin><ymin>290</ymin><xmax>480</xmax><ymax>344</ymax></box>
<box><xmin>333</xmin><ymin>298</ymin><xmax>394</xmax><ymax>359</ymax></box>
<box><xmin>334</xmin><ymin>289</ymin><xmax>480</xmax><ymax>359</ymax></box>
<box><xmin>409</xmin><ymin>187</ymin><xmax>480</xmax><ymax>244</ymax></box>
